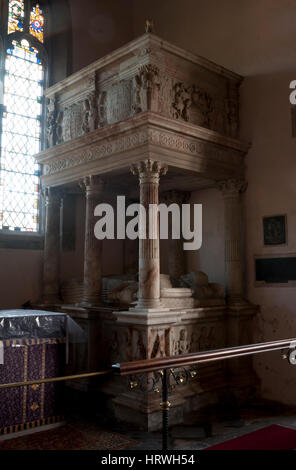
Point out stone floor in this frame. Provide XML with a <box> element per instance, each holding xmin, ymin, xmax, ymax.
<box><xmin>65</xmin><ymin>389</ymin><xmax>296</xmax><ymax>450</ymax></box>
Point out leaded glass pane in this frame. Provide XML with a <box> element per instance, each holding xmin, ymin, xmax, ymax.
<box><xmin>0</xmin><ymin>39</ymin><xmax>43</xmax><ymax>232</ymax></box>
<box><xmin>8</xmin><ymin>0</ymin><xmax>24</xmax><ymax>34</ymax></box>
<box><xmin>29</xmin><ymin>4</ymin><xmax>44</xmax><ymax>43</ymax></box>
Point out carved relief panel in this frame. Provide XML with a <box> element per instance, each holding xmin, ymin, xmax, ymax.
<box><xmin>171</xmin><ymin>322</ymin><xmax>226</xmax><ymax>357</ymax></box>
<box><xmin>44</xmin><ymin>36</ymin><xmax>241</xmax><ymax>149</ymax></box>
<box><xmin>106</xmin><ymin>80</ymin><xmax>133</xmax><ymax>124</ymax></box>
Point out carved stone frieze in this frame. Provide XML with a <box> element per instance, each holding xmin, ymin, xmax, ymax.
<box><xmin>42</xmin><ymin>31</ymin><xmax>243</xmax><ymax>160</ymax></box>
<box><xmin>42</xmin><ymin>123</ymin><xmax>245</xmax><ymax>178</ymax></box>
<box><xmin>170</xmin><ymin>78</ymin><xmax>240</xmax><ymax>138</ymax></box>
<box><xmin>172</xmin><ymin>82</ymin><xmax>213</xmax><ymax>125</ymax></box>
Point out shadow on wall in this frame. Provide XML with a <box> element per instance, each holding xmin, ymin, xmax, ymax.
<box><xmin>0</xmin><ymin>249</ymin><xmax>43</xmax><ymax>309</ymax></box>
<box><xmin>241</xmin><ymin>69</ymin><xmax>296</xmax><ymax>406</ymax></box>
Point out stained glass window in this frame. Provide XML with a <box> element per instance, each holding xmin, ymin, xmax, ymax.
<box><xmin>29</xmin><ymin>4</ymin><xmax>44</xmax><ymax>43</ymax></box>
<box><xmin>0</xmin><ymin>23</ymin><xmax>44</xmax><ymax>232</ymax></box>
<box><xmin>8</xmin><ymin>0</ymin><xmax>24</xmax><ymax>34</ymax></box>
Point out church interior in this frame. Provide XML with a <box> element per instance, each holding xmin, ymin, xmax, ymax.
<box><xmin>1</xmin><ymin>0</ymin><xmax>296</xmax><ymax>452</ymax></box>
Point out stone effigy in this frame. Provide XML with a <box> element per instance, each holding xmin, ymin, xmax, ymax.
<box><xmin>180</xmin><ymin>271</ymin><xmax>225</xmax><ymax>306</ymax></box>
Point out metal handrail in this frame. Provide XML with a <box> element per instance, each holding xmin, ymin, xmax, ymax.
<box><xmin>0</xmin><ymin>370</ymin><xmax>111</xmax><ymax>389</ymax></box>
<box><xmin>112</xmin><ymin>338</ymin><xmax>296</xmax><ymax>376</ymax></box>
<box><xmin>1</xmin><ymin>338</ymin><xmax>296</xmax><ymax>451</ymax></box>
<box><xmin>0</xmin><ymin>338</ymin><xmax>295</xmax><ymax>389</ymax></box>
<box><xmin>111</xmin><ymin>337</ymin><xmax>296</xmax><ymax>451</ymax></box>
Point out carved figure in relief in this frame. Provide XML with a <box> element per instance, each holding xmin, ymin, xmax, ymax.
<box><xmin>97</xmin><ymin>91</ymin><xmax>107</xmax><ymax>127</ymax></box>
<box><xmin>82</xmin><ymin>98</ymin><xmax>90</xmax><ymax>133</ymax></box>
<box><xmin>172</xmin><ymin>82</ymin><xmax>191</xmax><ymax>120</ymax></box>
<box><xmin>172</xmin><ymin>82</ymin><xmax>213</xmax><ymax>126</ymax></box>
<box><xmin>46</xmin><ymin>98</ymin><xmax>55</xmax><ymax>148</ymax></box>
<box><xmin>134</xmin><ymin>64</ymin><xmax>160</xmax><ymax>111</ymax></box>
<box><xmin>55</xmin><ymin>110</ymin><xmax>64</xmax><ymax>144</ymax></box>
<box><xmin>174</xmin><ymin>328</ymin><xmax>189</xmax><ymax>355</ymax></box>
<box><xmin>82</xmin><ymin>93</ymin><xmax>98</xmax><ymax>133</ymax></box>
<box><xmin>133</xmin><ymin>76</ymin><xmax>142</xmax><ymax>114</ymax></box>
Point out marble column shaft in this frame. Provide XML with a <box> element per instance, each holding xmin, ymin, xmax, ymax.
<box><xmin>43</xmin><ymin>187</ymin><xmax>62</xmax><ymax>304</ymax></box>
<box><xmin>218</xmin><ymin>179</ymin><xmax>247</xmax><ymax>304</ymax></box>
<box><xmin>80</xmin><ymin>175</ymin><xmax>104</xmax><ymax>306</ymax></box>
<box><xmin>161</xmin><ymin>190</ymin><xmax>190</xmax><ymax>286</ymax></box>
<box><xmin>131</xmin><ymin>159</ymin><xmax>167</xmax><ymax>309</ymax></box>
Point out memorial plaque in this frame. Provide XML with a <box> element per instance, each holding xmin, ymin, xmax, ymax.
<box><xmin>263</xmin><ymin>215</ymin><xmax>286</xmax><ymax>245</ymax></box>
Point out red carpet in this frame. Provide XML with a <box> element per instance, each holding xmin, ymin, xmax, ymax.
<box><xmin>207</xmin><ymin>424</ymin><xmax>296</xmax><ymax>450</ymax></box>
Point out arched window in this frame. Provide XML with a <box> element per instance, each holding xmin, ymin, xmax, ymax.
<box><xmin>0</xmin><ymin>0</ymin><xmax>47</xmax><ymax>233</ymax></box>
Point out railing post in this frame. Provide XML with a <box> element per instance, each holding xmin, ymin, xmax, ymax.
<box><xmin>160</xmin><ymin>369</ymin><xmax>170</xmax><ymax>451</ymax></box>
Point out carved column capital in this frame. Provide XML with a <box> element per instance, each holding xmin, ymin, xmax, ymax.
<box><xmin>79</xmin><ymin>175</ymin><xmax>104</xmax><ymax>196</ymax></box>
<box><xmin>131</xmin><ymin>159</ymin><xmax>168</xmax><ymax>184</ymax></box>
<box><xmin>217</xmin><ymin>178</ymin><xmax>247</xmax><ymax>197</ymax></box>
<box><xmin>42</xmin><ymin>186</ymin><xmax>63</xmax><ymax>206</ymax></box>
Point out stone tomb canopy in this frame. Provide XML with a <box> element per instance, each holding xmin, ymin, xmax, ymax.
<box><xmin>35</xmin><ymin>32</ymin><xmax>250</xmax><ymax>189</ymax></box>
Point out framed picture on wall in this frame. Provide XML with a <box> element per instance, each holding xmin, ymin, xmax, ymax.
<box><xmin>263</xmin><ymin>215</ymin><xmax>287</xmax><ymax>246</ymax></box>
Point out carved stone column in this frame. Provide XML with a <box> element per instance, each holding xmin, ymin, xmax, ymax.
<box><xmin>218</xmin><ymin>179</ymin><xmax>247</xmax><ymax>305</ymax></box>
<box><xmin>43</xmin><ymin>187</ymin><xmax>62</xmax><ymax>304</ymax></box>
<box><xmin>161</xmin><ymin>190</ymin><xmax>190</xmax><ymax>286</ymax></box>
<box><xmin>80</xmin><ymin>175</ymin><xmax>104</xmax><ymax>306</ymax></box>
<box><xmin>131</xmin><ymin>160</ymin><xmax>168</xmax><ymax>309</ymax></box>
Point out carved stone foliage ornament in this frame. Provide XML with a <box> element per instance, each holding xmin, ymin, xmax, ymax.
<box><xmin>79</xmin><ymin>174</ymin><xmax>104</xmax><ymax>195</ymax></box>
<box><xmin>131</xmin><ymin>159</ymin><xmax>168</xmax><ymax>183</ymax></box>
<box><xmin>42</xmin><ymin>186</ymin><xmax>63</xmax><ymax>206</ymax></box>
